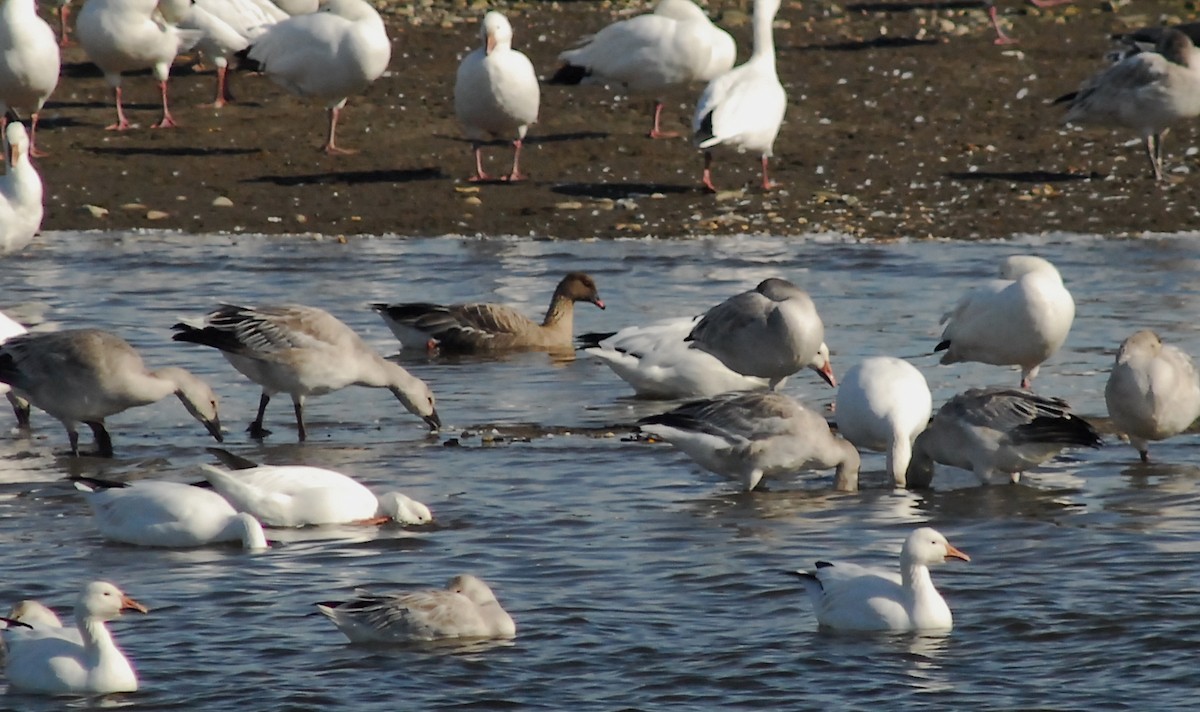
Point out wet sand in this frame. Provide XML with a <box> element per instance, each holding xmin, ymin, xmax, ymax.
<box><xmin>32</xmin><ymin>0</ymin><xmax>1200</xmax><ymax>239</ymax></box>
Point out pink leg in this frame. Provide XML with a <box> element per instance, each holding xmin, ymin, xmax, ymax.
<box><xmin>58</xmin><ymin>5</ymin><xmax>72</xmax><ymax>47</ymax></box>
<box><xmin>321</xmin><ymin>106</ymin><xmax>356</xmax><ymax>155</ymax></box>
<box><xmin>761</xmin><ymin>155</ymin><xmax>779</xmax><ymax>191</ymax></box>
<box><xmin>648</xmin><ymin>101</ymin><xmax>679</xmax><ymax>139</ymax></box>
<box><xmin>29</xmin><ymin>113</ymin><xmax>47</xmax><ymax>158</ymax></box>
<box><xmin>988</xmin><ymin>5</ymin><xmax>1018</xmax><ymax>45</ymax></box>
<box><xmin>506</xmin><ymin>139</ymin><xmax>527</xmax><ymax>182</ymax></box>
<box><xmin>152</xmin><ymin>80</ymin><xmax>178</xmax><ymax>128</ymax></box>
<box><xmin>205</xmin><ymin>66</ymin><xmax>230</xmax><ymax>108</ymax></box>
<box><xmin>105</xmin><ymin>86</ymin><xmax>131</xmax><ymax>131</ymax></box>
<box><xmin>700</xmin><ymin>151</ymin><xmax>717</xmax><ymax>193</ymax></box>
<box><xmin>469</xmin><ymin>144</ymin><xmax>490</xmax><ymax>182</ymax></box>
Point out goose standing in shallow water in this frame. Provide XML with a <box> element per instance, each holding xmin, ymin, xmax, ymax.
<box><xmin>551</xmin><ymin>0</ymin><xmax>735</xmax><ymax>139</ymax></box>
<box><xmin>1105</xmin><ymin>330</ymin><xmax>1200</xmax><ymax>462</ymax></box>
<box><xmin>692</xmin><ymin>0</ymin><xmax>785</xmax><ymax>192</ymax></box>
<box><xmin>905</xmin><ymin>386</ymin><xmax>1102</xmax><ymax>487</ymax></box>
<box><xmin>936</xmin><ymin>255</ymin><xmax>1074</xmax><ymax>389</ymax></box>
<box><xmin>173</xmin><ymin>303</ymin><xmax>440</xmax><ymax>440</ymax></box>
<box><xmin>637</xmin><ymin>391</ymin><xmax>860</xmax><ymax>492</ymax></box>
<box><xmin>317</xmin><ymin>574</ymin><xmax>516</xmax><ymax>643</ymax></box>
<box><xmin>0</xmin><ymin>122</ymin><xmax>44</xmax><ymax>256</ymax></box>
<box><xmin>244</xmin><ymin>0</ymin><xmax>390</xmax><ymax>153</ymax></box>
<box><xmin>454</xmin><ymin>11</ymin><xmax>540</xmax><ymax>182</ymax></box>
<box><xmin>1057</xmin><ymin>28</ymin><xmax>1200</xmax><ymax>180</ymax></box>
<box><xmin>0</xmin><ymin>328</ymin><xmax>223</xmax><ymax>456</ymax></box>
<box><xmin>372</xmin><ymin>272</ymin><xmax>605</xmax><ymax>355</ymax></box>
<box><xmin>834</xmin><ymin>357</ymin><xmax>932</xmax><ymax>488</ymax></box>
<box><xmin>685</xmin><ymin>278</ymin><xmax>829</xmax><ymax>390</ymax></box>
<box><xmin>0</xmin><ymin>0</ymin><xmax>60</xmax><ymax>156</ymax></box>
<box><xmin>793</xmin><ymin>527</ymin><xmax>970</xmax><ymax>632</ymax></box>
<box><xmin>2</xmin><ymin>581</ymin><xmax>147</xmax><ymax>695</ymax></box>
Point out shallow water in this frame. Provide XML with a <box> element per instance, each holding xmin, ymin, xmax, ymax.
<box><xmin>2</xmin><ymin>231</ymin><xmax>1200</xmax><ymax>709</ymax></box>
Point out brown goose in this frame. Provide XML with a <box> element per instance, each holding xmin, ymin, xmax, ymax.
<box><xmin>372</xmin><ymin>272</ymin><xmax>605</xmax><ymax>355</ymax></box>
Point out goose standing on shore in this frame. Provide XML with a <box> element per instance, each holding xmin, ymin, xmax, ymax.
<box><xmin>936</xmin><ymin>255</ymin><xmax>1074</xmax><ymax>389</ymax></box>
<box><xmin>686</xmin><ymin>278</ymin><xmax>828</xmax><ymax>390</ymax></box>
<box><xmin>454</xmin><ymin>11</ymin><xmax>539</xmax><ymax>182</ymax></box>
<box><xmin>2</xmin><ymin>581</ymin><xmax>147</xmax><ymax>695</ymax></box>
<box><xmin>1105</xmin><ymin>330</ymin><xmax>1200</xmax><ymax>462</ymax></box>
<box><xmin>244</xmin><ymin>0</ymin><xmax>390</xmax><ymax>153</ymax></box>
<box><xmin>0</xmin><ymin>329</ymin><xmax>223</xmax><ymax>456</ymax></box>
<box><xmin>173</xmin><ymin>303</ymin><xmax>440</xmax><ymax>440</ymax></box>
<box><xmin>692</xmin><ymin>0</ymin><xmax>784</xmax><ymax>191</ymax></box>
<box><xmin>0</xmin><ymin>0</ymin><xmax>60</xmax><ymax>156</ymax></box>
<box><xmin>835</xmin><ymin>357</ymin><xmax>932</xmax><ymax>488</ymax></box>
<box><xmin>637</xmin><ymin>391</ymin><xmax>861</xmax><ymax>491</ymax></box>
<box><xmin>0</xmin><ymin>122</ymin><xmax>43</xmax><ymax>255</ymax></box>
<box><xmin>372</xmin><ymin>272</ymin><xmax>605</xmax><ymax>355</ymax></box>
<box><xmin>76</xmin><ymin>0</ymin><xmax>199</xmax><ymax>130</ymax></box>
<box><xmin>1056</xmin><ymin>28</ymin><xmax>1200</xmax><ymax>180</ymax></box>
<box><xmin>793</xmin><ymin>528</ymin><xmax>970</xmax><ymax>632</ymax></box>
<box><xmin>551</xmin><ymin>0</ymin><xmax>735</xmax><ymax>139</ymax></box>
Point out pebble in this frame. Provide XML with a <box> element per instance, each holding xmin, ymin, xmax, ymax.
<box><xmin>212</xmin><ymin>196</ymin><xmax>234</xmax><ymax>207</ymax></box>
<box><xmin>145</xmin><ymin>210</ymin><xmax>170</xmax><ymax>220</ymax></box>
<box><xmin>82</xmin><ymin>204</ymin><xmax>108</xmax><ymax>218</ymax></box>
<box><xmin>464</xmin><ymin>196</ymin><xmax>483</xmax><ymax>206</ymax></box>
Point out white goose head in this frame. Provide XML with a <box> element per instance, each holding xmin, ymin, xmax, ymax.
<box><xmin>901</xmin><ymin>527</ymin><xmax>970</xmax><ymax>568</ymax></box>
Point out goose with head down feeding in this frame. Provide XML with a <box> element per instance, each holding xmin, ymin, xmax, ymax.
<box><xmin>834</xmin><ymin>357</ymin><xmax>932</xmax><ymax>488</ymax></box>
<box><xmin>1105</xmin><ymin>330</ymin><xmax>1200</xmax><ymax>463</ymax></box>
<box><xmin>372</xmin><ymin>272</ymin><xmax>605</xmax><ymax>356</ymax></box>
<box><xmin>793</xmin><ymin>527</ymin><xmax>970</xmax><ymax>632</ymax></box>
<box><xmin>2</xmin><ymin>581</ymin><xmax>147</xmax><ymax>695</ymax></box>
<box><xmin>637</xmin><ymin>391</ymin><xmax>860</xmax><ymax>492</ymax></box>
<box><xmin>172</xmin><ymin>303</ymin><xmax>440</xmax><ymax>440</ymax></box>
<box><xmin>0</xmin><ymin>328</ymin><xmax>223</xmax><ymax>457</ymax></box>
<box><xmin>317</xmin><ymin>574</ymin><xmax>516</xmax><ymax>643</ymax></box>
<box><xmin>581</xmin><ymin>314</ymin><xmax>835</xmax><ymax>399</ymax></box>
<box><xmin>936</xmin><ymin>255</ymin><xmax>1075</xmax><ymax>390</ymax></box>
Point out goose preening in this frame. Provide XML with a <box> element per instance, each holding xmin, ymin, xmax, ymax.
<box><xmin>199</xmin><ymin>448</ymin><xmax>432</xmax><ymax>527</ymax></box>
<box><xmin>905</xmin><ymin>386</ymin><xmax>1102</xmax><ymax>487</ymax></box>
<box><xmin>580</xmin><ymin>315</ymin><xmax>835</xmax><ymax>399</ymax></box>
<box><xmin>550</xmin><ymin>0</ymin><xmax>735</xmax><ymax>139</ymax></box>
<box><xmin>2</xmin><ymin>581</ymin><xmax>147</xmax><ymax>695</ymax></box>
<box><xmin>685</xmin><ymin>278</ymin><xmax>829</xmax><ymax>390</ymax></box>
<box><xmin>637</xmin><ymin>391</ymin><xmax>861</xmax><ymax>491</ymax></box>
<box><xmin>75</xmin><ymin>477</ymin><xmax>269</xmax><ymax>549</ymax></box>
<box><xmin>692</xmin><ymin>0</ymin><xmax>784</xmax><ymax>191</ymax></box>
<box><xmin>793</xmin><ymin>527</ymin><xmax>969</xmax><ymax>632</ymax></box>
<box><xmin>244</xmin><ymin>0</ymin><xmax>390</xmax><ymax>153</ymax></box>
<box><xmin>0</xmin><ymin>0</ymin><xmax>60</xmax><ymax>156</ymax></box>
<box><xmin>0</xmin><ymin>328</ymin><xmax>223</xmax><ymax>457</ymax></box>
<box><xmin>75</xmin><ymin>0</ymin><xmax>200</xmax><ymax>130</ymax></box>
<box><xmin>317</xmin><ymin>574</ymin><xmax>516</xmax><ymax>643</ymax></box>
<box><xmin>0</xmin><ymin>122</ymin><xmax>43</xmax><ymax>256</ymax></box>
<box><xmin>172</xmin><ymin>303</ymin><xmax>440</xmax><ymax>440</ymax></box>
<box><xmin>936</xmin><ymin>255</ymin><xmax>1074</xmax><ymax>389</ymax></box>
<box><xmin>1105</xmin><ymin>330</ymin><xmax>1200</xmax><ymax>463</ymax></box>
<box><xmin>834</xmin><ymin>357</ymin><xmax>932</xmax><ymax>488</ymax></box>
<box><xmin>372</xmin><ymin>272</ymin><xmax>605</xmax><ymax>355</ymax></box>
<box><xmin>1056</xmin><ymin>28</ymin><xmax>1200</xmax><ymax>181</ymax></box>
<box><xmin>454</xmin><ymin>11</ymin><xmax>540</xmax><ymax>182</ymax></box>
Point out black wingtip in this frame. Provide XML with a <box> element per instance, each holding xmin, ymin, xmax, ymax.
<box><xmin>576</xmin><ymin>331</ymin><xmax>616</xmax><ymax>350</ymax></box>
<box><xmin>69</xmin><ymin>475</ymin><xmax>129</xmax><ymax>490</ymax></box>
<box><xmin>934</xmin><ymin>340</ymin><xmax>950</xmax><ymax>353</ymax></box>
<box><xmin>694</xmin><ymin>110</ymin><xmax>714</xmax><ymax>146</ymax></box>
<box><xmin>1052</xmin><ymin>91</ymin><xmax>1077</xmax><ymax>106</ymax></box>
<box><xmin>548</xmin><ymin>63</ymin><xmax>589</xmax><ymax>85</ymax></box>
<box><xmin>0</xmin><ymin>616</ymin><xmax>33</xmax><ymax>630</ymax></box>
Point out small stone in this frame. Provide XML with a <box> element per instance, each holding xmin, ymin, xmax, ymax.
<box><xmin>714</xmin><ymin>189</ymin><xmax>744</xmax><ymax>202</ymax></box>
<box><xmin>82</xmin><ymin>204</ymin><xmax>108</xmax><ymax>218</ymax></box>
<box><xmin>464</xmin><ymin>196</ymin><xmax>483</xmax><ymax>206</ymax></box>
<box><xmin>145</xmin><ymin>210</ymin><xmax>169</xmax><ymax>220</ymax></box>
<box><xmin>120</xmin><ymin>202</ymin><xmax>147</xmax><ymax>211</ymax></box>
<box><xmin>211</xmin><ymin>196</ymin><xmax>234</xmax><ymax>207</ymax></box>
<box><xmin>555</xmin><ymin>201</ymin><xmax>583</xmax><ymax>210</ymax></box>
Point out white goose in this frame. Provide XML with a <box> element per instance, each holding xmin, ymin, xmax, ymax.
<box><xmin>172</xmin><ymin>303</ymin><xmax>440</xmax><ymax>440</ymax></box>
<box><xmin>551</xmin><ymin>0</ymin><xmax>735</xmax><ymax>139</ymax></box>
<box><xmin>637</xmin><ymin>391</ymin><xmax>860</xmax><ymax>491</ymax></box>
<box><xmin>1105</xmin><ymin>330</ymin><xmax>1200</xmax><ymax>462</ymax></box>
<box><xmin>0</xmin><ymin>0</ymin><xmax>60</xmax><ymax>156</ymax></box>
<box><xmin>75</xmin><ymin>0</ymin><xmax>200</xmax><ymax>130</ymax></box>
<box><xmin>834</xmin><ymin>357</ymin><xmax>932</xmax><ymax>488</ymax></box>
<box><xmin>75</xmin><ymin>477</ymin><xmax>269</xmax><ymax>549</ymax></box>
<box><xmin>454</xmin><ymin>11</ymin><xmax>540</xmax><ymax>182</ymax></box>
<box><xmin>0</xmin><ymin>309</ymin><xmax>29</xmax><ymax>426</ymax></box>
<box><xmin>245</xmin><ymin>0</ymin><xmax>390</xmax><ymax>153</ymax></box>
<box><xmin>936</xmin><ymin>255</ymin><xmax>1075</xmax><ymax>389</ymax></box>
<box><xmin>198</xmin><ymin>449</ymin><xmax>432</xmax><ymax>527</ymax></box>
<box><xmin>906</xmin><ymin>387</ymin><xmax>1102</xmax><ymax>487</ymax></box>
<box><xmin>317</xmin><ymin>574</ymin><xmax>516</xmax><ymax>643</ymax></box>
<box><xmin>685</xmin><ymin>278</ymin><xmax>828</xmax><ymax>390</ymax></box>
<box><xmin>581</xmin><ymin>315</ymin><xmax>835</xmax><ymax>399</ymax></box>
<box><xmin>692</xmin><ymin>0</ymin><xmax>785</xmax><ymax>191</ymax></box>
<box><xmin>0</xmin><ymin>122</ymin><xmax>44</xmax><ymax>256</ymax></box>
<box><xmin>1057</xmin><ymin>27</ymin><xmax>1200</xmax><ymax>180</ymax></box>
<box><xmin>794</xmin><ymin>527</ymin><xmax>970</xmax><ymax>632</ymax></box>
<box><xmin>0</xmin><ymin>328</ymin><xmax>223</xmax><ymax>457</ymax></box>
<box><xmin>2</xmin><ymin>581</ymin><xmax>147</xmax><ymax>695</ymax></box>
